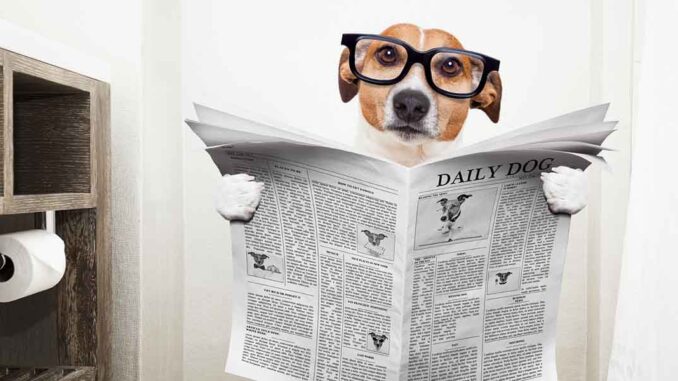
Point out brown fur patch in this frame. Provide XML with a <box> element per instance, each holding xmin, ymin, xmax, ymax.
<box><xmin>422</xmin><ymin>29</ymin><xmax>465</xmax><ymax>50</ymax></box>
<box><xmin>437</xmin><ymin>98</ymin><xmax>470</xmax><ymax>140</ymax></box>
<box><xmin>380</xmin><ymin>24</ymin><xmax>423</xmax><ymax>48</ymax></box>
<box><xmin>359</xmin><ymin>83</ymin><xmax>388</xmax><ymax>131</ymax></box>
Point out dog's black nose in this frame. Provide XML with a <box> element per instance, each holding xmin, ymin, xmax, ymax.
<box><xmin>393</xmin><ymin>90</ymin><xmax>430</xmax><ymax>122</ymax></box>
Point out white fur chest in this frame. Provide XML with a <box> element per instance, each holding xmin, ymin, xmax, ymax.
<box><xmin>354</xmin><ymin>116</ymin><xmax>464</xmax><ymax>167</ymax></box>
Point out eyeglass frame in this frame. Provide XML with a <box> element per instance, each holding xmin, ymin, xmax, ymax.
<box><xmin>341</xmin><ymin>33</ymin><xmax>500</xmax><ymax>99</ymax></box>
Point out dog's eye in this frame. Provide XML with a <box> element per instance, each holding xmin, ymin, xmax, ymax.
<box><xmin>440</xmin><ymin>57</ymin><xmax>462</xmax><ymax>76</ymax></box>
<box><xmin>376</xmin><ymin>45</ymin><xmax>398</xmax><ymax>66</ymax></box>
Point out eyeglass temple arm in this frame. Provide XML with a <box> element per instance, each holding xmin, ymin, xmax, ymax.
<box><xmin>486</xmin><ymin>57</ymin><xmax>500</xmax><ymax>72</ymax></box>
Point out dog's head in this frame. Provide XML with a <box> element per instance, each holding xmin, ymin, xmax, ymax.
<box><xmin>369</xmin><ymin>332</ymin><xmax>388</xmax><ymax>350</ymax></box>
<box><xmin>248</xmin><ymin>252</ymin><xmax>268</xmax><ymax>266</ymax></box>
<box><xmin>437</xmin><ymin>194</ymin><xmax>472</xmax><ymax>225</ymax></box>
<box><xmin>495</xmin><ymin>271</ymin><xmax>512</xmax><ymax>285</ymax></box>
<box><xmin>362</xmin><ymin>229</ymin><xmax>387</xmax><ymax>246</ymax></box>
<box><xmin>339</xmin><ymin>23</ymin><xmax>502</xmax><ymax>145</ymax></box>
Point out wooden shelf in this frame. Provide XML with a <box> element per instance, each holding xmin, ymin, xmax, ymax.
<box><xmin>2</xmin><ymin>194</ymin><xmax>96</xmax><ymax>215</ymax></box>
<box><xmin>0</xmin><ymin>366</ymin><xmax>95</xmax><ymax>380</ymax></box>
<box><xmin>14</xmin><ymin>71</ymin><xmax>92</xmax><ymax>195</ymax></box>
<box><xmin>0</xmin><ymin>48</ymin><xmax>111</xmax><ymax>380</ymax></box>
<box><xmin>0</xmin><ymin>51</ymin><xmax>102</xmax><ymax>213</ymax></box>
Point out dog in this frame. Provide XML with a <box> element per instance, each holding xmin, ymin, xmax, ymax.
<box><xmin>214</xmin><ymin>24</ymin><xmax>587</xmax><ymax>222</ymax></box>
<box><xmin>362</xmin><ymin>230</ymin><xmax>387</xmax><ymax>247</ymax></box>
<box><xmin>248</xmin><ymin>252</ymin><xmax>268</xmax><ymax>270</ymax></box>
<box><xmin>495</xmin><ymin>271</ymin><xmax>512</xmax><ymax>285</ymax></box>
<box><xmin>437</xmin><ymin>194</ymin><xmax>472</xmax><ymax>240</ymax></box>
<box><xmin>369</xmin><ymin>332</ymin><xmax>388</xmax><ymax>351</ymax></box>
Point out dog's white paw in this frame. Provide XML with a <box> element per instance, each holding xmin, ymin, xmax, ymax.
<box><xmin>541</xmin><ymin>166</ymin><xmax>587</xmax><ymax>215</ymax></box>
<box><xmin>215</xmin><ymin>173</ymin><xmax>264</xmax><ymax>221</ymax></box>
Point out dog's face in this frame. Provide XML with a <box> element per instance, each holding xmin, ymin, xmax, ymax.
<box><xmin>362</xmin><ymin>230</ymin><xmax>387</xmax><ymax>246</ymax></box>
<box><xmin>438</xmin><ymin>194</ymin><xmax>472</xmax><ymax>229</ymax></box>
<box><xmin>339</xmin><ymin>24</ymin><xmax>502</xmax><ymax>145</ymax></box>
<box><xmin>369</xmin><ymin>333</ymin><xmax>388</xmax><ymax>351</ymax></box>
<box><xmin>248</xmin><ymin>252</ymin><xmax>268</xmax><ymax>266</ymax></box>
<box><xmin>495</xmin><ymin>271</ymin><xmax>512</xmax><ymax>285</ymax></box>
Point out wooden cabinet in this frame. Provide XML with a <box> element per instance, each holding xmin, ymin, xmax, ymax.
<box><xmin>0</xmin><ymin>49</ymin><xmax>111</xmax><ymax>381</ymax></box>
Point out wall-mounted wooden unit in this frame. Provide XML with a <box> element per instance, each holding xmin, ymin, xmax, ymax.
<box><xmin>0</xmin><ymin>49</ymin><xmax>111</xmax><ymax>381</ymax></box>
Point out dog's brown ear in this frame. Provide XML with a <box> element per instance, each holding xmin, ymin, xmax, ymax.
<box><xmin>471</xmin><ymin>71</ymin><xmax>502</xmax><ymax>123</ymax></box>
<box><xmin>338</xmin><ymin>48</ymin><xmax>359</xmax><ymax>103</ymax></box>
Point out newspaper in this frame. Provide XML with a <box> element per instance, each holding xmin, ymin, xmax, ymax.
<box><xmin>187</xmin><ymin>104</ymin><xmax>614</xmax><ymax>381</ymax></box>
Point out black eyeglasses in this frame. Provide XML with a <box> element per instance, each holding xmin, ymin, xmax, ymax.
<box><xmin>341</xmin><ymin>33</ymin><xmax>500</xmax><ymax>99</ymax></box>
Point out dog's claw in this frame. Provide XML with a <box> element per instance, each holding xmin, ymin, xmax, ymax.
<box><xmin>541</xmin><ymin>166</ymin><xmax>587</xmax><ymax>215</ymax></box>
<box><xmin>215</xmin><ymin>173</ymin><xmax>264</xmax><ymax>221</ymax></box>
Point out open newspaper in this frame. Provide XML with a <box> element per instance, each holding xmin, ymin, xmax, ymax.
<box><xmin>187</xmin><ymin>104</ymin><xmax>614</xmax><ymax>381</ymax></box>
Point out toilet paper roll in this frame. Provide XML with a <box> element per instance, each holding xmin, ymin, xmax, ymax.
<box><xmin>0</xmin><ymin>229</ymin><xmax>66</xmax><ymax>303</ymax></box>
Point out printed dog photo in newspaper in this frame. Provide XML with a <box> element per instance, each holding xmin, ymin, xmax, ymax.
<box><xmin>246</xmin><ymin>251</ymin><xmax>284</xmax><ymax>283</ymax></box>
<box><xmin>414</xmin><ymin>187</ymin><xmax>498</xmax><ymax>248</ymax></box>
<box><xmin>356</xmin><ymin>224</ymin><xmax>395</xmax><ymax>261</ymax></box>
<box><xmin>367</xmin><ymin>332</ymin><xmax>390</xmax><ymax>354</ymax></box>
<box><xmin>486</xmin><ymin>267</ymin><xmax>521</xmax><ymax>294</ymax></box>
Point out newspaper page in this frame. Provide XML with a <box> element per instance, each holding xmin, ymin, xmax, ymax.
<box><xmin>206</xmin><ymin>142</ymin><xmax>410</xmax><ymax>381</ymax></box>
<box><xmin>187</xmin><ymin>105</ymin><xmax>609</xmax><ymax>380</ymax></box>
<box><xmin>403</xmin><ymin>150</ymin><xmax>590</xmax><ymax>381</ymax></box>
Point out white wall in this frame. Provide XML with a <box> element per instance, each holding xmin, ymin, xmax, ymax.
<box><xmin>141</xmin><ymin>0</ymin><xmax>184</xmax><ymax>379</ymax></box>
<box><xmin>182</xmin><ymin>1</ymin><xmax>624</xmax><ymax>380</ymax></box>
<box><xmin>182</xmin><ymin>1</ymin><xmax>594</xmax><ymax>146</ymax></box>
<box><xmin>587</xmin><ymin>0</ymin><xmax>635</xmax><ymax>379</ymax></box>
